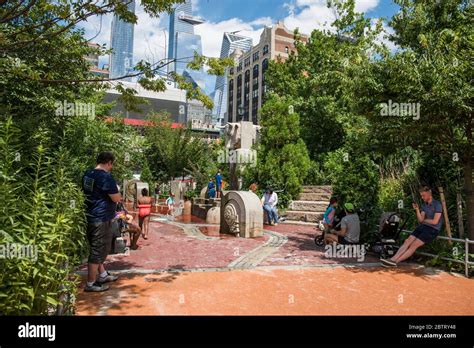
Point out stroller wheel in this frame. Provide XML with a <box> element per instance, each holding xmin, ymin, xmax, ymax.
<box><xmin>314</xmin><ymin>235</ymin><xmax>325</xmax><ymax>246</ymax></box>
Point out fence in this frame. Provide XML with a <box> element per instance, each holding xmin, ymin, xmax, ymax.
<box><xmin>397</xmin><ymin>230</ymin><xmax>474</xmax><ymax>278</ymax></box>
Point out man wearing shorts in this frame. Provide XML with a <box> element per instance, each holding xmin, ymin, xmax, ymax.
<box><xmin>82</xmin><ymin>152</ymin><xmax>121</xmax><ymax>292</ymax></box>
<box><xmin>382</xmin><ymin>186</ymin><xmax>443</xmax><ymax>267</ymax></box>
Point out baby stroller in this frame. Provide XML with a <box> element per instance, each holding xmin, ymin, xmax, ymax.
<box><xmin>372</xmin><ymin>212</ymin><xmax>407</xmax><ymax>259</ymax></box>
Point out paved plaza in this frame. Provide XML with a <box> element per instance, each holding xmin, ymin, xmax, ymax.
<box><xmin>75</xmin><ymin>214</ymin><xmax>474</xmax><ymax>315</ymax></box>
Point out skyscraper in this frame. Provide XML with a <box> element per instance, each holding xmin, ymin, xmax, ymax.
<box><xmin>167</xmin><ymin>0</ymin><xmax>205</xmax><ymax>90</ymax></box>
<box><xmin>109</xmin><ymin>0</ymin><xmax>135</xmax><ymax>81</ymax></box>
<box><xmin>213</xmin><ymin>32</ymin><xmax>253</xmax><ymax>126</ymax></box>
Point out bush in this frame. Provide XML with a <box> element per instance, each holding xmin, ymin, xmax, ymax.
<box><xmin>323</xmin><ymin>148</ymin><xmax>380</xmax><ymax>210</ymax></box>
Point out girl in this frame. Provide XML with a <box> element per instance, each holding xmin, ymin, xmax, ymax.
<box><xmin>138</xmin><ymin>188</ymin><xmax>153</xmax><ymax>240</ymax></box>
<box><xmin>166</xmin><ymin>193</ymin><xmax>175</xmax><ymax>216</ymax></box>
<box><xmin>322</xmin><ymin>197</ymin><xmax>338</xmax><ymax>231</ymax></box>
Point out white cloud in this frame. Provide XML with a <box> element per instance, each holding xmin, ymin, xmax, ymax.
<box><xmin>195</xmin><ymin>17</ymin><xmax>268</xmax><ymax>58</ymax></box>
<box><xmin>282</xmin><ymin>0</ymin><xmax>380</xmax><ymax>34</ymax></box>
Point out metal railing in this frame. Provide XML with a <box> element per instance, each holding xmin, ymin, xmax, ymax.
<box><xmin>396</xmin><ymin>230</ymin><xmax>474</xmax><ymax>278</ymax></box>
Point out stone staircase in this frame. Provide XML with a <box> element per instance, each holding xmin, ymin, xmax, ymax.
<box><xmin>284</xmin><ymin>186</ymin><xmax>332</xmax><ymax>223</ymax></box>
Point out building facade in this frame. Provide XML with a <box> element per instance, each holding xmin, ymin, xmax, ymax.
<box><xmin>226</xmin><ymin>21</ymin><xmax>307</xmax><ymax>124</ymax></box>
<box><xmin>109</xmin><ymin>0</ymin><xmax>135</xmax><ymax>81</ymax></box>
<box><xmin>86</xmin><ymin>43</ymin><xmax>110</xmax><ymax>78</ymax></box>
<box><xmin>212</xmin><ymin>32</ymin><xmax>253</xmax><ymax>126</ymax></box>
<box><xmin>167</xmin><ymin>0</ymin><xmax>205</xmax><ymax>90</ymax></box>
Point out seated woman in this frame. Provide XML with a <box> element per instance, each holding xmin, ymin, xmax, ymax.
<box><xmin>115</xmin><ymin>203</ymin><xmax>141</xmax><ymax>250</ymax></box>
<box><xmin>138</xmin><ymin>188</ymin><xmax>153</xmax><ymax>240</ymax></box>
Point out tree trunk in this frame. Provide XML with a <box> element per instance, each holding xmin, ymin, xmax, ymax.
<box><xmin>464</xmin><ymin>159</ymin><xmax>474</xmax><ymax>252</ymax></box>
<box><xmin>464</xmin><ymin>119</ymin><xmax>473</xmax><ymax>252</ymax></box>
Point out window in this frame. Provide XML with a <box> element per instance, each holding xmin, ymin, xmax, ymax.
<box><xmin>252</xmin><ymin>51</ymin><xmax>259</xmax><ymax>62</ymax></box>
<box><xmin>244</xmin><ymin>70</ymin><xmax>250</xmax><ymax>121</ymax></box>
<box><xmin>285</xmin><ymin>46</ymin><xmax>289</xmax><ymax>53</ymax></box>
<box><xmin>237</xmin><ymin>61</ymin><xmax>243</xmax><ymax>72</ymax></box>
<box><xmin>252</xmin><ymin>64</ymin><xmax>259</xmax><ymax>89</ymax></box>
<box><xmin>263</xmin><ymin>45</ymin><xmax>269</xmax><ymax>55</ymax></box>
<box><xmin>228</xmin><ymin>79</ymin><xmax>234</xmax><ymax>121</ymax></box>
<box><xmin>229</xmin><ymin>67</ymin><xmax>234</xmax><ymax>75</ymax></box>
<box><xmin>244</xmin><ymin>56</ymin><xmax>251</xmax><ymax>67</ymax></box>
<box><xmin>262</xmin><ymin>59</ymin><xmax>269</xmax><ymax>102</ymax></box>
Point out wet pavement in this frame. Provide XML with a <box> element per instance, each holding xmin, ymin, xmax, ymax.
<box><xmin>75</xmin><ymin>214</ymin><xmax>474</xmax><ymax>315</ymax></box>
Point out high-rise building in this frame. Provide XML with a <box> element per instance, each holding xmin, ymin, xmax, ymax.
<box><xmin>167</xmin><ymin>0</ymin><xmax>205</xmax><ymax>90</ymax></box>
<box><xmin>212</xmin><ymin>32</ymin><xmax>253</xmax><ymax>126</ymax></box>
<box><xmin>109</xmin><ymin>0</ymin><xmax>135</xmax><ymax>81</ymax></box>
<box><xmin>86</xmin><ymin>42</ymin><xmax>110</xmax><ymax>78</ymax></box>
<box><xmin>227</xmin><ymin>21</ymin><xmax>308</xmax><ymax>124</ymax></box>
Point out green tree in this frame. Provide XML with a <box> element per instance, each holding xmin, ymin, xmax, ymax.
<box><xmin>253</xmin><ymin>95</ymin><xmax>311</xmax><ymax>203</ymax></box>
<box><xmin>144</xmin><ymin>113</ymin><xmax>213</xmax><ymax>183</ymax></box>
<box><xmin>354</xmin><ymin>0</ymin><xmax>474</xmax><ymax>243</ymax></box>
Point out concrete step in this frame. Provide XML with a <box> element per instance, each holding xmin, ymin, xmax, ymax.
<box><xmin>289</xmin><ymin>200</ymin><xmax>329</xmax><ymax>212</ymax></box>
<box><xmin>284</xmin><ymin>210</ymin><xmax>325</xmax><ymax>223</ymax></box>
<box><xmin>297</xmin><ymin>192</ymin><xmax>332</xmax><ymax>201</ymax></box>
<box><xmin>301</xmin><ymin>185</ymin><xmax>333</xmax><ymax>194</ymax></box>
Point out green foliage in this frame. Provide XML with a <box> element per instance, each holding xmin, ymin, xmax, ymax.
<box><xmin>251</xmin><ymin>95</ymin><xmax>311</xmax><ymax>204</ymax></box>
<box><xmin>140</xmin><ymin>160</ymin><xmax>154</xmax><ymax>190</ymax></box>
<box><xmin>323</xmin><ymin>148</ymin><xmax>380</xmax><ymax>209</ymax></box>
<box><xmin>0</xmin><ymin>119</ymin><xmax>86</xmax><ymax>315</ymax></box>
<box><xmin>144</xmin><ymin>112</ymin><xmax>214</xmax><ymax>183</ymax></box>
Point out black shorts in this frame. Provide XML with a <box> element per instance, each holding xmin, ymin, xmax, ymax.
<box><xmin>87</xmin><ymin>220</ymin><xmax>113</xmax><ymax>264</ymax></box>
<box><xmin>411</xmin><ymin>224</ymin><xmax>439</xmax><ymax>244</ymax></box>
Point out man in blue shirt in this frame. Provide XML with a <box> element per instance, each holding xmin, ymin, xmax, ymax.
<box><xmin>382</xmin><ymin>186</ymin><xmax>443</xmax><ymax>267</ymax></box>
<box><xmin>82</xmin><ymin>152</ymin><xmax>122</xmax><ymax>292</ymax></box>
<box><xmin>215</xmin><ymin>171</ymin><xmax>223</xmax><ymax>198</ymax></box>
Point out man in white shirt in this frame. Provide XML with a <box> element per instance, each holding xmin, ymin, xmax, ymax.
<box><xmin>261</xmin><ymin>188</ymin><xmax>279</xmax><ymax>226</ymax></box>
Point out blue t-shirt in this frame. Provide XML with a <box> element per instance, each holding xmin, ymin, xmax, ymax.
<box><xmin>323</xmin><ymin>206</ymin><xmax>335</xmax><ymax>224</ymax></box>
<box><xmin>421</xmin><ymin>199</ymin><xmax>443</xmax><ymax>231</ymax></box>
<box><xmin>208</xmin><ymin>181</ymin><xmax>215</xmax><ymax>189</ymax></box>
<box><xmin>215</xmin><ymin>174</ymin><xmax>222</xmax><ymax>186</ymax></box>
<box><xmin>82</xmin><ymin>169</ymin><xmax>118</xmax><ymax>223</ymax></box>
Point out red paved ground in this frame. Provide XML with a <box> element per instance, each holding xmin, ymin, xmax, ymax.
<box><xmin>76</xmin><ymin>266</ymin><xmax>474</xmax><ymax>315</ymax></box>
<box><xmin>262</xmin><ymin>224</ymin><xmax>380</xmax><ymax>265</ymax></box>
<box><xmin>77</xmin><ymin>216</ymin><xmax>377</xmax><ymax>272</ymax></box>
<box><xmin>75</xmin><ymin>214</ymin><xmax>474</xmax><ymax>315</ymax></box>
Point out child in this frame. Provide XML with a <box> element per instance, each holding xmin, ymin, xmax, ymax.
<box><xmin>115</xmin><ymin>202</ymin><xmax>141</xmax><ymax>250</ymax></box>
<box><xmin>138</xmin><ymin>188</ymin><xmax>153</xmax><ymax>240</ymax></box>
<box><xmin>322</xmin><ymin>197</ymin><xmax>338</xmax><ymax>232</ymax></box>
<box><xmin>166</xmin><ymin>193</ymin><xmax>175</xmax><ymax>216</ymax></box>
<box><xmin>207</xmin><ymin>178</ymin><xmax>216</xmax><ymax>198</ymax></box>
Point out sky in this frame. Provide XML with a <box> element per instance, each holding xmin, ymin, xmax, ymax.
<box><xmin>80</xmin><ymin>0</ymin><xmax>400</xmax><ymax>92</ymax></box>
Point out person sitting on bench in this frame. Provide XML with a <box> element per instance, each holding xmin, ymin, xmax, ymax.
<box><xmin>324</xmin><ymin>203</ymin><xmax>360</xmax><ymax>245</ymax></box>
<box><xmin>381</xmin><ymin>186</ymin><xmax>443</xmax><ymax>267</ymax></box>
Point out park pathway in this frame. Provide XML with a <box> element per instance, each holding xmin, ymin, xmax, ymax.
<box><xmin>75</xmin><ymin>216</ymin><xmax>474</xmax><ymax>315</ymax></box>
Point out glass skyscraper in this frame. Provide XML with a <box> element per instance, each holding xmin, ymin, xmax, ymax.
<box><xmin>167</xmin><ymin>0</ymin><xmax>205</xmax><ymax>90</ymax></box>
<box><xmin>213</xmin><ymin>32</ymin><xmax>253</xmax><ymax>125</ymax></box>
<box><xmin>109</xmin><ymin>0</ymin><xmax>135</xmax><ymax>81</ymax></box>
